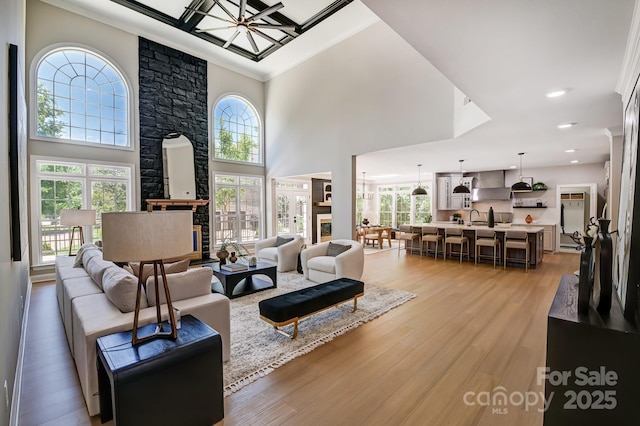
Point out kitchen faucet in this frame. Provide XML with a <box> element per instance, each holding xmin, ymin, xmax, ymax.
<box><xmin>469</xmin><ymin>208</ymin><xmax>480</xmax><ymax>223</ymax></box>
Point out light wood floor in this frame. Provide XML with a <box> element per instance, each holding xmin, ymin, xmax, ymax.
<box><xmin>18</xmin><ymin>248</ymin><xmax>578</xmax><ymax>425</ymax></box>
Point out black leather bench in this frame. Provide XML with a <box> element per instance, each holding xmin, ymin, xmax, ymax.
<box><xmin>258</xmin><ymin>278</ymin><xmax>365</xmax><ymax>339</ymax></box>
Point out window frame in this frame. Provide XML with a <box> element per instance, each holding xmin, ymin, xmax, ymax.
<box><xmin>211</xmin><ymin>172</ymin><xmax>265</xmax><ymax>247</ymax></box>
<box><xmin>30</xmin><ymin>155</ymin><xmax>136</xmax><ymax>266</ymax></box>
<box><xmin>30</xmin><ymin>43</ymin><xmax>134</xmax><ymax>151</ymax></box>
<box><xmin>211</xmin><ymin>94</ymin><xmax>263</xmax><ymax>166</ymax></box>
<box><xmin>375</xmin><ymin>183</ymin><xmax>433</xmax><ymax>227</ymax></box>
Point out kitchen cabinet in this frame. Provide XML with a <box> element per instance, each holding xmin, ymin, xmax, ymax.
<box><xmin>518</xmin><ymin>224</ymin><xmax>556</xmax><ymax>252</ymax></box>
<box><xmin>438</xmin><ymin>176</ymin><xmax>472</xmax><ymax>210</ymax></box>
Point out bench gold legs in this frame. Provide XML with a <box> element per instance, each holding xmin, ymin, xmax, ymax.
<box><xmin>260</xmin><ymin>294</ymin><xmax>363</xmax><ymax>339</ymax></box>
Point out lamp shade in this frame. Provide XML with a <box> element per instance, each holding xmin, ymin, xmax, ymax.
<box><xmin>60</xmin><ymin>209</ymin><xmax>96</xmax><ymax>226</ymax></box>
<box><xmin>453</xmin><ymin>184</ymin><xmax>470</xmax><ymax>194</ymax></box>
<box><xmin>511</xmin><ymin>181</ymin><xmax>532</xmax><ymax>192</ymax></box>
<box><xmin>411</xmin><ymin>186</ymin><xmax>428</xmax><ymax>196</ymax></box>
<box><xmin>101</xmin><ymin>211</ymin><xmax>193</xmax><ymax>262</ymax></box>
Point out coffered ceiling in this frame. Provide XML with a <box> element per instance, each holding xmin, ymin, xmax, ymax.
<box><xmin>41</xmin><ymin>0</ymin><xmax>636</xmax><ymax>183</ymax></box>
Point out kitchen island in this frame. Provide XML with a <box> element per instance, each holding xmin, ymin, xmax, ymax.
<box><xmin>407</xmin><ymin>222</ymin><xmax>544</xmax><ymax>268</ymax></box>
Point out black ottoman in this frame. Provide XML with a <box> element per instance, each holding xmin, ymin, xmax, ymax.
<box><xmin>259</xmin><ymin>277</ymin><xmax>364</xmax><ymax>338</ymax></box>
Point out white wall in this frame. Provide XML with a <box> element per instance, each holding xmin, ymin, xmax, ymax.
<box><xmin>1</xmin><ymin>0</ymin><xmax>30</xmax><ymax>424</ymax></box>
<box><xmin>265</xmin><ymin>21</ymin><xmax>456</xmax><ymax>238</ymax></box>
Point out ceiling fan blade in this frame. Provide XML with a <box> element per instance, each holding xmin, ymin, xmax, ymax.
<box><xmin>212</xmin><ymin>0</ymin><xmax>237</xmax><ymax>22</ymax></box>
<box><xmin>251</xmin><ymin>29</ymin><xmax>282</xmax><ymax>46</ymax></box>
<box><xmin>238</xmin><ymin>0</ymin><xmax>247</xmax><ymax>21</ymax></box>
<box><xmin>186</xmin><ymin>8</ymin><xmax>234</xmax><ymax>24</ymax></box>
<box><xmin>252</xmin><ymin>23</ymin><xmax>297</xmax><ymax>31</ymax></box>
<box><xmin>196</xmin><ymin>26</ymin><xmax>234</xmax><ymax>33</ymax></box>
<box><xmin>223</xmin><ymin>30</ymin><xmax>241</xmax><ymax>48</ymax></box>
<box><xmin>246</xmin><ymin>31</ymin><xmax>259</xmax><ymax>53</ymax></box>
<box><xmin>248</xmin><ymin>2</ymin><xmax>284</xmax><ymax>22</ymax></box>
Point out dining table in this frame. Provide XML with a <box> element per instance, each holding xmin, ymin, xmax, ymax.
<box><xmin>360</xmin><ymin>226</ymin><xmax>393</xmax><ymax>249</ymax></box>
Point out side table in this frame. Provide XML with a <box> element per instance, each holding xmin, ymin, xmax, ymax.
<box><xmin>97</xmin><ymin>315</ymin><xmax>223</xmax><ymax>425</ymax></box>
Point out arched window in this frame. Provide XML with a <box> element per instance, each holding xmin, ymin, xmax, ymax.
<box><xmin>35</xmin><ymin>47</ymin><xmax>130</xmax><ymax>148</ymax></box>
<box><xmin>213</xmin><ymin>95</ymin><xmax>262</xmax><ymax>164</ymax></box>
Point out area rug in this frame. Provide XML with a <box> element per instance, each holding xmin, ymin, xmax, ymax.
<box><xmin>363</xmin><ymin>240</ymin><xmax>399</xmax><ymax>255</ymax></box>
<box><xmin>223</xmin><ymin>272</ymin><xmax>415</xmax><ymax>395</ymax></box>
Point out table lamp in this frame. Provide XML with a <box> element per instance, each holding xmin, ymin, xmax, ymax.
<box><xmin>60</xmin><ymin>209</ymin><xmax>96</xmax><ymax>255</ymax></box>
<box><xmin>101</xmin><ymin>211</ymin><xmax>193</xmax><ymax>345</ymax></box>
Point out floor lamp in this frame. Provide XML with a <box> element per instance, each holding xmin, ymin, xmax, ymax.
<box><xmin>101</xmin><ymin>211</ymin><xmax>193</xmax><ymax>345</ymax></box>
<box><xmin>60</xmin><ymin>209</ymin><xmax>96</xmax><ymax>255</ymax></box>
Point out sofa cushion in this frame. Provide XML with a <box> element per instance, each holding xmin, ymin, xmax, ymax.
<box><xmin>327</xmin><ymin>242</ymin><xmax>351</xmax><ymax>257</ymax></box>
<box><xmin>146</xmin><ymin>267</ymin><xmax>213</xmax><ymax>306</ymax></box>
<box><xmin>73</xmin><ymin>243</ymin><xmax>100</xmax><ymax>267</ymax></box>
<box><xmin>84</xmin><ymin>257</ymin><xmax>116</xmax><ymax>290</ymax></box>
<box><xmin>258</xmin><ymin>246</ymin><xmax>278</xmax><ymax>262</ymax></box>
<box><xmin>307</xmin><ymin>256</ymin><xmax>337</xmax><ymax>274</ymax></box>
<box><xmin>128</xmin><ymin>258</ymin><xmax>190</xmax><ymax>284</ymax></box>
<box><xmin>102</xmin><ymin>266</ymin><xmax>147</xmax><ymax>313</ymax></box>
<box><xmin>276</xmin><ymin>236</ymin><xmax>294</xmax><ymax>247</ymax></box>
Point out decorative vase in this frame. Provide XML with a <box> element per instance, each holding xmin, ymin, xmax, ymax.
<box><xmin>362</xmin><ymin>218</ymin><xmax>369</xmax><ymax>225</ymax></box>
<box><xmin>488</xmin><ymin>207</ymin><xmax>495</xmax><ymax>228</ymax></box>
<box><xmin>597</xmin><ymin>219</ymin><xmax>613</xmax><ymax>315</ymax></box>
<box><xmin>229</xmin><ymin>251</ymin><xmax>238</xmax><ymax>263</ymax></box>
<box><xmin>216</xmin><ymin>249</ymin><xmax>229</xmax><ymax>265</ymax></box>
<box><xmin>578</xmin><ymin>236</ymin><xmax>595</xmax><ymax>314</ymax></box>
<box><xmin>525</xmin><ymin>214</ymin><xmax>533</xmax><ymax>224</ymax></box>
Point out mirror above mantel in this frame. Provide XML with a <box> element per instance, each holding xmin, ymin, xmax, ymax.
<box><xmin>163</xmin><ymin>133</ymin><xmax>196</xmax><ymax>200</ymax></box>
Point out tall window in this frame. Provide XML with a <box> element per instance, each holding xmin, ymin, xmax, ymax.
<box><xmin>213</xmin><ymin>174</ymin><xmax>263</xmax><ymax>246</ymax></box>
<box><xmin>35</xmin><ymin>47</ymin><xmax>130</xmax><ymax>147</ymax></box>
<box><xmin>213</xmin><ymin>96</ymin><xmax>262</xmax><ymax>164</ymax></box>
<box><xmin>377</xmin><ymin>184</ymin><xmax>432</xmax><ymax>227</ymax></box>
<box><xmin>31</xmin><ymin>157</ymin><xmax>133</xmax><ymax>265</ymax></box>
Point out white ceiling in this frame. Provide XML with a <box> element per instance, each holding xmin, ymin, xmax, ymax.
<box><xmin>42</xmin><ymin>0</ymin><xmax>636</xmax><ymax>184</ymax></box>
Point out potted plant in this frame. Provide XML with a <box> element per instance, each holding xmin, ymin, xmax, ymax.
<box><xmin>217</xmin><ymin>239</ymin><xmax>251</xmax><ymax>264</ymax></box>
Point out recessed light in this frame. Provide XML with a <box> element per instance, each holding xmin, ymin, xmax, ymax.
<box><xmin>570</xmin><ymin>160</ymin><xmax>579</xmax><ymax>164</ymax></box>
<box><xmin>557</xmin><ymin>122</ymin><xmax>577</xmax><ymax>129</ymax></box>
<box><xmin>565</xmin><ymin>149</ymin><xmax>576</xmax><ymax>153</ymax></box>
<box><xmin>509</xmin><ymin>165</ymin><xmax>517</xmax><ymax>169</ymax></box>
<box><xmin>546</xmin><ymin>89</ymin><xmax>567</xmax><ymax>98</ymax></box>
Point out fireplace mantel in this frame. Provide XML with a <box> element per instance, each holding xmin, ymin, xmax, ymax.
<box><xmin>146</xmin><ymin>199</ymin><xmax>209</xmax><ymax>212</ymax></box>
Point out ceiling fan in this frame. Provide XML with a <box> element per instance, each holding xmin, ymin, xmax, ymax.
<box><xmin>187</xmin><ymin>0</ymin><xmax>297</xmax><ymax>53</ymax></box>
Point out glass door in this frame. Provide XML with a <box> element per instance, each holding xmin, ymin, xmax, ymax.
<box><xmin>275</xmin><ymin>181</ymin><xmax>310</xmax><ymax>242</ymax></box>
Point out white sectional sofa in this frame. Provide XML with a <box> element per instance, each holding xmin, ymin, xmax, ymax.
<box><xmin>55</xmin><ymin>244</ymin><xmax>230</xmax><ymax>416</ymax></box>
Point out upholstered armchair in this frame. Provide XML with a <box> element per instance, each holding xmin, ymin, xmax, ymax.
<box><xmin>301</xmin><ymin>239</ymin><xmax>364</xmax><ymax>283</ymax></box>
<box><xmin>254</xmin><ymin>234</ymin><xmax>305</xmax><ymax>272</ymax></box>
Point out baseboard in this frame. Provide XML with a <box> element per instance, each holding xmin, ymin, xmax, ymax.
<box><xmin>9</xmin><ymin>279</ymin><xmax>32</xmax><ymax>426</ymax></box>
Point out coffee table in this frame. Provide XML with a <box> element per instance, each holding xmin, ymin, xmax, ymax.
<box><xmin>205</xmin><ymin>261</ymin><xmax>277</xmax><ymax>299</ymax></box>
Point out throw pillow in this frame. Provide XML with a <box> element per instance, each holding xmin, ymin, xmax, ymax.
<box><xmin>73</xmin><ymin>243</ymin><xmax>100</xmax><ymax>267</ymax></box>
<box><xmin>275</xmin><ymin>236</ymin><xmax>294</xmax><ymax>247</ymax></box>
<box><xmin>102</xmin><ymin>266</ymin><xmax>147</xmax><ymax>313</ymax></box>
<box><xmin>327</xmin><ymin>242</ymin><xmax>351</xmax><ymax>257</ymax></box>
<box><xmin>146</xmin><ymin>267</ymin><xmax>213</xmax><ymax>306</ymax></box>
<box><xmin>128</xmin><ymin>258</ymin><xmax>190</xmax><ymax>283</ymax></box>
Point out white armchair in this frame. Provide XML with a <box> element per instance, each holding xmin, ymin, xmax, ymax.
<box><xmin>301</xmin><ymin>239</ymin><xmax>364</xmax><ymax>283</ymax></box>
<box><xmin>254</xmin><ymin>234</ymin><xmax>305</xmax><ymax>272</ymax></box>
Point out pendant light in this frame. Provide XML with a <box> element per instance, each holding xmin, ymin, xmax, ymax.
<box><xmin>452</xmin><ymin>159</ymin><xmax>470</xmax><ymax>194</ymax></box>
<box><xmin>411</xmin><ymin>164</ymin><xmax>428</xmax><ymax>196</ymax></box>
<box><xmin>511</xmin><ymin>152</ymin><xmax>532</xmax><ymax>192</ymax></box>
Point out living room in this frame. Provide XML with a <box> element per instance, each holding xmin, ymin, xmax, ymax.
<box><xmin>2</xmin><ymin>0</ymin><xmax>640</xmax><ymax>425</ymax></box>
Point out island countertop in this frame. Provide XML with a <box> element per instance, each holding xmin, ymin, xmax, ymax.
<box><xmin>428</xmin><ymin>222</ymin><xmax>545</xmax><ymax>233</ymax></box>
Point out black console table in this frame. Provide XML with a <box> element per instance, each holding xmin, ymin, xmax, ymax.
<box><xmin>97</xmin><ymin>315</ymin><xmax>223</xmax><ymax>425</ymax></box>
<box><xmin>545</xmin><ymin>274</ymin><xmax>640</xmax><ymax>425</ymax></box>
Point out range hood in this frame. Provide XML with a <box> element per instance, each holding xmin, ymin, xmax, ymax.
<box><xmin>469</xmin><ymin>171</ymin><xmax>512</xmax><ymax>201</ymax></box>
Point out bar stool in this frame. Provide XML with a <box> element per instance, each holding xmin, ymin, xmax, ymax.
<box><xmin>444</xmin><ymin>228</ymin><xmax>469</xmax><ymax>264</ymax></box>
<box><xmin>504</xmin><ymin>230</ymin><xmax>529</xmax><ymax>271</ymax></box>
<box><xmin>475</xmin><ymin>229</ymin><xmax>501</xmax><ymax>268</ymax></box>
<box><xmin>421</xmin><ymin>226</ymin><xmax>443</xmax><ymax>258</ymax></box>
<box><xmin>397</xmin><ymin>225</ymin><xmax>419</xmax><ymax>257</ymax></box>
